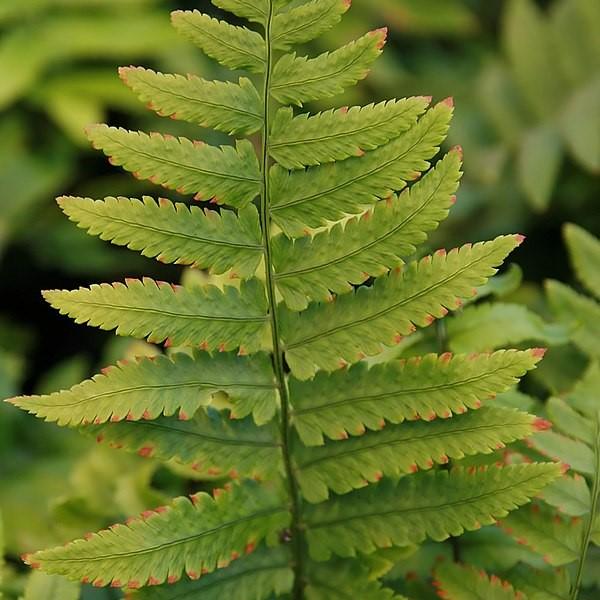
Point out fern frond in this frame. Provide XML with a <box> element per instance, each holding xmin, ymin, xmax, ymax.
<box><xmin>447</xmin><ymin>302</ymin><xmax>569</xmax><ymax>353</ymax></box>
<box><xmin>272</xmin><ymin>149</ymin><xmax>461</xmax><ymax>310</ymax></box>
<box><xmin>7</xmin><ymin>351</ymin><xmax>277</xmax><ymax>426</ymax></box>
<box><xmin>434</xmin><ymin>563</ymin><xmax>523</xmax><ymax>600</ymax></box>
<box><xmin>306</xmin><ymin>560</ymin><xmax>401</xmax><ymax>599</ymax></box>
<box><xmin>119</xmin><ymin>67</ymin><xmax>263</xmax><ymax>135</ymax></box>
<box><xmin>21</xmin><ymin>572</ymin><xmax>79</xmax><ymax>600</ymax></box>
<box><xmin>42</xmin><ymin>278</ymin><xmax>269</xmax><ymax>353</ymax></box>
<box><xmin>170</xmin><ymin>10</ymin><xmax>266</xmax><ymax>73</ymax></box>
<box><xmin>270</xmin><ymin>101</ymin><xmax>453</xmax><ymax>236</ymax></box>
<box><xmin>507</xmin><ymin>565</ymin><xmax>571</xmax><ymax>600</ymax></box>
<box><xmin>23</xmin><ymin>481</ymin><xmax>289</xmax><ymax>588</ymax></box>
<box><xmin>269</xmin><ymin>98</ymin><xmax>430</xmax><ymax>169</ymax></box>
<box><xmin>540</xmin><ymin>474</ymin><xmax>591</xmax><ymax>517</ymax></box>
<box><xmin>546</xmin><ymin>279</ymin><xmax>600</xmax><ymax>359</ymax></box>
<box><xmin>89</xmin><ymin>409</ymin><xmax>281</xmax><ymax>478</ymax></box>
<box><xmin>281</xmin><ymin>235</ymin><xmax>522</xmax><ymax>379</ymax></box>
<box><xmin>132</xmin><ymin>546</ymin><xmax>293</xmax><ymax>599</ymax></box>
<box><xmin>530</xmin><ymin>429</ymin><xmax>595</xmax><ymax>475</ymax></box>
<box><xmin>86</xmin><ymin>125</ymin><xmax>261</xmax><ymax>207</ymax></box>
<box><xmin>270</xmin><ymin>29</ymin><xmax>386</xmax><ymax>106</ymax></box>
<box><xmin>546</xmin><ymin>396</ymin><xmax>594</xmax><ymax>445</ymax></box>
<box><xmin>295</xmin><ymin>407</ymin><xmax>538</xmax><ymax>503</ymax></box>
<box><xmin>304</xmin><ymin>464</ymin><xmax>561</xmax><ymax>560</ymax></box>
<box><xmin>499</xmin><ymin>503</ymin><xmax>581</xmax><ymax>566</ymax></box>
<box><xmin>289</xmin><ymin>349</ymin><xmax>542</xmax><ymax>445</ymax></box>
<box><xmin>564</xmin><ymin>222</ymin><xmax>600</xmax><ymax>300</ymax></box>
<box><xmin>58</xmin><ymin>196</ymin><xmax>263</xmax><ymax>277</ymax></box>
<box><xmin>271</xmin><ymin>0</ymin><xmax>350</xmax><ymax>52</ymax></box>
<box><xmin>210</xmin><ymin>0</ymin><xmax>271</xmax><ymax>26</ymax></box>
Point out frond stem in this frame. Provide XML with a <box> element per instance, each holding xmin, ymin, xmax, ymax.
<box><xmin>260</xmin><ymin>4</ymin><xmax>305</xmax><ymax>598</ymax></box>
<box><xmin>571</xmin><ymin>416</ymin><xmax>600</xmax><ymax>599</ymax></box>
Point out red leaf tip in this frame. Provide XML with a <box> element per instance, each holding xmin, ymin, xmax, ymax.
<box><xmin>451</xmin><ymin>145</ymin><xmax>463</xmax><ymax>160</ymax></box>
<box><xmin>371</xmin><ymin>27</ymin><xmax>388</xmax><ymax>49</ymax></box>
<box><xmin>531</xmin><ymin>347</ymin><xmax>547</xmax><ymax>359</ymax></box>
<box><xmin>514</xmin><ymin>233</ymin><xmax>526</xmax><ymax>245</ymax></box>
<box><xmin>533</xmin><ymin>418</ymin><xmax>552</xmax><ymax>431</ymax></box>
<box><xmin>342</xmin><ymin>0</ymin><xmax>352</xmax><ymax>8</ymax></box>
<box><xmin>441</xmin><ymin>96</ymin><xmax>454</xmax><ymax>108</ymax></box>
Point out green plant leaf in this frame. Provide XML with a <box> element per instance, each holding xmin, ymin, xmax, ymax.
<box><xmin>270</xmin><ymin>29</ymin><xmax>386</xmax><ymax>106</ymax></box>
<box><xmin>270</xmin><ymin>101</ymin><xmax>453</xmax><ymax>236</ymax></box>
<box><xmin>507</xmin><ymin>564</ymin><xmax>571</xmax><ymax>600</ymax></box>
<box><xmin>58</xmin><ymin>196</ymin><xmax>263</xmax><ymax>278</ymax></box>
<box><xmin>171</xmin><ymin>10</ymin><xmax>266</xmax><ymax>73</ymax></box>
<box><xmin>21</xmin><ymin>571</ymin><xmax>80</xmax><ymax>600</ymax></box>
<box><xmin>434</xmin><ymin>562</ymin><xmax>523</xmax><ymax>600</ymax></box>
<box><xmin>540</xmin><ymin>474</ymin><xmax>591</xmax><ymax>517</ymax></box>
<box><xmin>131</xmin><ymin>546</ymin><xmax>293</xmax><ymax>599</ymax></box>
<box><xmin>7</xmin><ymin>351</ymin><xmax>277</xmax><ymax>426</ymax></box>
<box><xmin>282</xmin><ymin>235</ymin><xmax>522</xmax><ymax>379</ymax></box>
<box><xmin>87</xmin><ymin>126</ymin><xmax>262</xmax><ymax>208</ymax></box>
<box><xmin>23</xmin><ymin>481</ymin><xmax>289</xmax><ymax>588</ymax></box>
<box><xmin>272</xmin><ymin>0</ymin><xmax>351</xmax><ymax>52</ymax></box>
<box><xmin>304</xmin><ymin>464</ymin><xmax>561</xmax><ymax>560</ymax></box>
<box><xmin>272</xmin><ymin>149</ymin><xmax>461</xmax><ymax>310</ymax></box>
<box><xmin>295</xmin><ymin>407</ymin><xmax>539</xmax><ymax>503</ymax></box>
<box><xmin>42</xmin><ymin>278</ymin><xmax>269</xmax><ymax>353</ymax></box>
<box><xmin>289</xmin><ymin>349</ymin><xmax>543</xmax><ymax>446</ymax></box>
<box><xmin>530</xmin><ymin>430</ymin><xmax>595</xmax><ymax>475</ymax></box>
<box><xmin>119</xmin><ymin>67</ymin><xmax>263</xmax><ymax>135</ymax></box>
<box><xmin>210</xmin><ymin>0</ymin><xmax>271</xmax><ymax>25</ymax></box>
<box><xmin>88</xmin><ymin>408</ymin><xmax>281</xmax><ymax>478</ymax></box>
<box><xmin>564</xmin><ymin>223</ymin><xmax>600</xmax><ymax>300</ymax></box>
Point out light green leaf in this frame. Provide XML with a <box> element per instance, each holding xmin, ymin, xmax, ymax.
<box><xmin>567</xmin><ymin>360</ymin><xmax>600</xmax><ymax>418</ymax></box>
<box><xmin>273</xmin><ymin>149</ymin><xmax>461</xmax><ymax>310</ymax></box>
<box><xmin>211</xmin><ymin>0</ymin><xmax>271</xmax><ymax>25</ymax></box>
<box><xmin>546</xmin><ymin>396</ymin><xmax>595</xmax><ymax>445</ymax></box>
<box><xmin>8</xmin><ymin>351</ymin><xmax>277</xmax><ymax>426</ymax></box>
<box><xmin>564</xmin><ymin>223</ymin><xmax>600</xmax><ymax>300</ymax></box>
<box><xmin>42</xmin><ymin>278</ymin><xmax>269</xmax><ymax>353</ymax></box>
<box><xmin>58</xmin><ymin>196</ymin><xmax>263</xmax><ymax>278</ymax></box>
<box><xmin>447</xmin><ymin>302</ymin><xmax>569</xmax><ymax>353</ymax></box>
<box><xmin>434</xmin><ymin>563</ymin><xmax>523</xmax><ymax>600</ymax></box>
<box><xmin>120</xmin><ymin>67</ymin><xmax>263</xmax><ymax>135</ymax></box>
<box><xmin>270</xmin><ymin>29</ymin><xmax>386</xmax><ymax>106</ymax></box>
<box><xmin>517</xmin><ymin>124</ymin><xmax>562</xmax><ymax>211</ymax></box>
<box><xmin>88</xmin><ymin>409</ymin><xmax>281</xmax><ymax>478</ymax></box>
<box><xmin>132</xmin><ymin>546</ymin><xmax>293</xmax><ymax>599</ymax></box>
<box><xmin>270</xmin><ymin>101</ymin><xmax>453</xmax><ymax>236</ymax></box>
<box><xmin>171</xmin><ymin>10</ymin><xmax>266</xmax><ymax>73</ymax></box>
<box><xmin>272</xmin><ymin>0</ymin><xmax>351</xmax><ymax>51</ymax></box>
<box><xmin>507</xmin><ymin>564</ymin><xmax>571</xmax><ymax>600</ymax></box>
<box><xmin>25</xmin><ymin>481</ymin><xmax>289</xmax><ymax>587</ymax></box>
<box><xmin>540</xmin><ymin>474</ymin><xmax>591</xmax><ymax>517</ymax></box>
<box><xmin>289</xmin><ymin>349</ymin><xmax>543</xmax><ymax>446</ymax></box>
<box><xmin>281</xmin><ymin>235</ymin><xmax>521</xmax><ymax>379</ymax></box>
<box><xmin>295</xmin><ymin>407</ymin><xmax>538</xmax><ymax>503</ymax></box>
<box><xmin>500</xmin><ymin>502</ymin><xmax>581</xmax><ymax>566</ymax></box>
<box><xmin>87</xmin><ymin>125</ymin><xmax>262</xmax><ymax>208</ymax></box>
<box><xmin>21</xmin><ymin>571</ymin><xmax>79</xmax><ymax>600</ymax></box>
<box><xmin>531</xmin><ymin>430</ymin><xmax>595</xmax><ymax>475</ymax></box>
<box><xmin>269</xmin><ymin>97</ymin><xmax>429</xmax><ymax>169</ymax></box>
<box><xmin>305</xmin><ymin>464</ymin><xmax>561</xmax><ymax>560</ymax></box>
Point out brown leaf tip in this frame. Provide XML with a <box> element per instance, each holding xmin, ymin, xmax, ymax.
<box><xmin>514</xmin><ymin>233</ymin><xmax>526</xmax><ymax>246</ymax></box>
<box><xmin>533</xmin><ymin>418</ymin><xmax>552</xmax><ymax>431</ymax></box>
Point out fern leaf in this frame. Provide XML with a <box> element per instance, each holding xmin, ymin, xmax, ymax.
<box><xmin>87</xmin><ymin>125</ymin><xmax>261</xmax><ymax>208</ymax></box>
<box><xmin>546</xmin><ymin>396</ymin><xmax>595</xmax><ymax>444</ymax></box>
<box><xmin>289</xmin><ymin>349</ymin><xmax>542</xmax><ymax>446</ymax></box>
<box><xmin>499</xmin><ymin>503</ymin><xmax>581</xmax><ymax>566</ymax></box>
<box><xmin>21</xmin><ymin>572</ymin><xmax>79</xmax><ymax>600</ymax></box>
<box><xmin>210</xmin><ymin>0</ymin><xmax>271</xmax><ymax>26</ymax></box>
<box><xmin>270</xmin><ymin>29</ymin><xmax>386</xmax><ymax>106</ymax></box>
<box><xmin>507</xmin><ymin>565</ymin><xmax>571</xmax><ymax>600</ymax></box>
<box><xmin>7</xmin><ymin>351</ymin><xmax>277</xmax><ymax>426</ymax></box>
<box><xmin>170</xmin><ymin>11</ymin><xmax>266</xmax><ymax>73</ymax></box>
<box><xmin>270</xmin><ymin>101</ymin><xmax>453</xmax><ymax>236</ymax></box>
<box><xmin>119</xmin><ymin>67</ymin><xmax>263</xmax><ymax>136</ymax></box>
<box><xmin>546</xmin><ymin>279</ymin><xmax>600</xmax><ymax>359</ymax></box>
<box><xmin>530</xmin><ymin>430</ymin><xmax>595</xmax><ymax>475</ymax></box>
<box><xmin>272</xmin><ymin>149</ymin><xmax>461</xmax><ymax>310</ymax></box>
<box><xmin>447</xmin><ymin>302</ymin><xmax>569</xmax><ymax>353</ymax></box>
<box><xmin>269</xmin><ymin>97</ymin><xmax>430</xmax><ymax>169</ymax></box>
<box><xmin>132</xmin><ymin>546</ymin><xmax>293</xmax><ymax>599</ymax></box>
<box><xmin>304</xmin><ymin>464</ymin><xmax>561</xmax><ymax>560</ymax></box>
<box><xmin>434</xmin><ymin>563</ymin><xmax>523</xmax><ymax>600</ymax></box>
<box><xmin>564</xmin><ymin>223</ymin><xmax>600</xmax><ymax>300</ymax></box>
<box><xmin>89</xmin><ymin>409</ymin><xmax>281</xmax><ymax>479</ymax></box>
<box><xmin>271</xmin><ymin>0</ymin><xmax>351</xmax><ymax>52</ymax></box>
<box><xmin>42</xmin><ymin>278</ymin><xmax>269</xmax><ymax>353</ymax></box>
<box><xmin>540</xmin><ymin>474</ymin><xmax>591</xmax><ymax>517</ymax></box>
<box><xmin>58</xmin><ymin>196</ymin><xmax>263</xmax><ymax>278</ymax></box>
<box><xmin>23</xmin><ymin>481</ymin><xmax>289</xmax><ymax>588</ymax></box>
<box><xmin>306</xmin><ymin>560</ymin><xmax>401</xmax><ymax>599</ymax></box>
<box><xmin>281</xmin><ymin>235</ymin><xmax>522</xmax><ymax>379</ymax></box>
<box><xmin>295</xmin><ymin>407</ymin><xmax>539</xmax><ymax>503</ymax></box>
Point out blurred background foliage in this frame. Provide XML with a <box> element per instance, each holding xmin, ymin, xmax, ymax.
<box><xmin>0</xmin><ymin>0</ymin><xmax>598</xmax><ymax>598</ymax></box>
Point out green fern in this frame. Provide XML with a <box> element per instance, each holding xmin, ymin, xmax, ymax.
<box><xmin>6</xmin><ymin>2</ymin><xmax>560</xmax><ymax>597</ymax></box>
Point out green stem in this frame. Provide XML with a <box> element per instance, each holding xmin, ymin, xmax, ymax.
<box><xmin>259</xmin><ymin>4</ymin><xmax>305</xmax><ymax>598</ymax></box>
<box><xmin>571</xmin><ymin>417</ymin><xmax>600</xmax><ymax>600</ymax></box>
